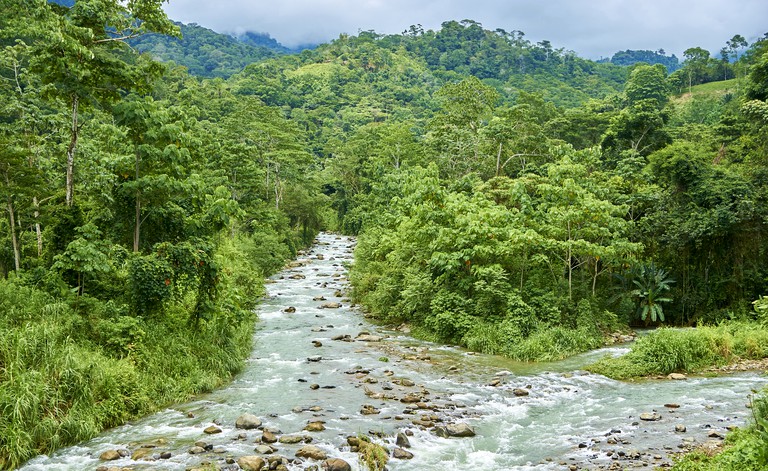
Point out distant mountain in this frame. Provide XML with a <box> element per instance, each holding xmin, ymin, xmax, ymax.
<box><xmin>601</xmin><ymin>49</ymin><xmax>681</xmax><ymax>72</ymax></box>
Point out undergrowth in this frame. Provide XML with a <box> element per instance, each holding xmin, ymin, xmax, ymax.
<box><xmin>0</xmin><ymin>234</ymin><xmax>284</xmax><ymax>469</ymax></box>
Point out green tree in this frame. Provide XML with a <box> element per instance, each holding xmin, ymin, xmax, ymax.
<box><xmin>682</xmin><ymin>47</ymin><xmax>711</xmax><ymax>92</ymax></box>
<box><xmin>5</xmin><ymin>0</ymin><xmax>177</xmax><ymax>207</ymax></box>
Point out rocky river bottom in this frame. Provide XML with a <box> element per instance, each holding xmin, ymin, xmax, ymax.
<box><xmin>21</xmin><ymin>233</ymin><xmax>768</xmax><ymax>471</ymax></box>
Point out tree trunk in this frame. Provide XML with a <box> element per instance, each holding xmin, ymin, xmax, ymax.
<box><xmin>567</xmin><ymin>221</ymin><xmax>572</xmax><ymax>300</ymax></box>
<box><xmin>7</xmin><ymin>197</ymin><xmax>20</xmax><ymax>272</ymax></box>
<box><xmin>66</xmin><ymin>95</ymin><xmax>79</xmax><ymax>207</ymax></box>
<box><xmin>134</xmin><ymin>151</ymin><xmax>140</xmax><ymax>252</ymax></box>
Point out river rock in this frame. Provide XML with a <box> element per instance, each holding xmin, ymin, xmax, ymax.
<box><xmin>640</xmin><ymin>412</ymin><xmax>662</xmax><ymax>421</ymax></box>
<box><xmin>289</xmin><ymin>274</ymin><xmax>305</xmax><ymax>279</ymax></box>
<box><xmin>99</xmin><ymin>450</ymin><xmax>121</xmax><ymax>461</ymax></box>
<box><xmin>279</xmin><ymin>435</ymin><xmax>307</xmax><ymax>444</ymax></box>
<box><xmin>284</xmin><ymin>307</ymin><xmax>296</xmax><ymax>313</ymax></box>
<box><xmin>188</xmin><ymin>446</ymin><xmax>206</xmax><ymax>454</ymax></box>
<box><xmin>236</xmin><ymin>413</ymin><xmax>263</xmax><ymax>430</ymax></box>
<box><xmin>675</xmin><ymin>424</ymin><xmax>687</xmax><ymax>432</ymax></box>
<box><xmin>296</xmin><ymin>445</ymin><xmax>328</xmax><ymax>460</ymax></box>
<box><xmin>255</xmin><ymin>444</ymin><xmax>275</xmax><ymax>454</ymax></box>
<box><xmin>320</xmin><ymin>302</ymin><xmax>341</xmax><ymax>309</ymax></box>
<box><xmin>400</xmin><ymin>393</ymin><xmax>422</xmax><ymax>403</ymax></box>
<box><xmin>131</xmin><ymin>448</ymin><xmax>154</xmax><ymax>461</ymax></box>
<box><xmin>322</xmin><ymin>458</ymin><xmax>352</xmax><ymax>471</ymax></box>
<box><xmin>332</xmin><ymin>334</ymin><xmax>352</xmax><ymax>341</ymax></box>
<box><xmin>262</xmin><ymin>430</ymin><xmax>278</xmax><ymax>443</ymax></box>
<box><xmin>668</xmin><ymin>373</ymin><xmax>687</xmax><ymax>380</ymax></box>
<box><xmin>313</xmin><ymin>296</ymin><xmax>327</xmax><ymax>301</ymax></box>
<box><xmin>356</xmin><ymin>334</ymin><xmax>383</xmax><ymax>342</ymax></box>
<box><xmin>396</xmin><ymin>432</ymin><xmax>411</xmax><ymax>448</ymax></box>
<box><xmin>204</xmin><ymin>425</ymin><xmax>222</xmax><ymax>434</ymax></box>
<box><xmin>305</xmin><ymin>421</ymin><xmax>326</xmax><ymax>432</ymax></box>
<box><xmin>393</xmin><ymin>447</ymin><xmax>414</xmax><ymax>459</ymax></box>
<box><xmin>237</xmin><ymin>455</ymin><xmax>266</xmax><ymax>471</ymax></box>
<box><xmin>312</xmin><ymin>340</ymin><xmax>323</xmax><ymax>347</ymax></box>
<box><xmin>435</xmin><ymin>423</ymin><xmax>476</xmax><ymax>438</ymax></box>
<box><xmin>361</xmin><ymin>404</ymin><xmax>380</xmax><ymax>415</ymax></box>
<box><xmin>512</xmin><ymin>388</ymin><xmax>530</xmax><ymax>397</ymax></box>
<box><xmin>307</xmin><ymin>356</ymin><xmax>322</xmax><ymax>362</ymax></box>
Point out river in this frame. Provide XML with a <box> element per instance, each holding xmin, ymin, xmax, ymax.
<box><xmin>21</xmin><ymin>233</ymin><xmax>768</xmax><ymax>470</ymax></box>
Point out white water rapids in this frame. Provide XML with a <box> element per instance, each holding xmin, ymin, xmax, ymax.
<box><xmin>21</xmin><ymin>233</ymin><xmax>768</xmax><ymax>470</ymax></box>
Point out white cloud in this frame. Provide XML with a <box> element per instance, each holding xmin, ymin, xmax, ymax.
<box><xmin>162</xmin><ymin>0</ymin><xmax>768</xmax><ymax>58</ymax></box>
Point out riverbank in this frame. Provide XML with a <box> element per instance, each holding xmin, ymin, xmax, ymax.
<box><xmin>0</xmin><ymin>233</ymin><xmax>301</xmax><ymax>470</ymax></box>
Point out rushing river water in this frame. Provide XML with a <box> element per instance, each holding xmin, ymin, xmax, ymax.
<box><xmin>21</xmin><ymin>233</ymin><xmax>768</xmax><ymax>470</ymax></box>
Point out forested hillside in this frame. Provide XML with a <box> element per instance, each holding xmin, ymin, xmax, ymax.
<box><xmin>128</xmin><ymin>23</ymin><xmax>284</xmax><ymax>78</ymax></box>
<box><xmin>2</xmin><ymin>1</ymin><xmax>768</xmax><ymax>468</ymax></box>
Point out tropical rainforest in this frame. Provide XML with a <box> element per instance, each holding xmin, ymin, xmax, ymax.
<box><xmin>1</xmin><ymin>0</ymin><xmax>767</xmax><ymax>468</ymax></box>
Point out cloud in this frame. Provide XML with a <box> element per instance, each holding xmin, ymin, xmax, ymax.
<box><xmin>163</xmin><ymin>0</ymin><xmax>768</xmax><ymax>58</ymax></box>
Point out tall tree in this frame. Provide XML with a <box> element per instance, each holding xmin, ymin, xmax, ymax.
<box><xmin>4</xmin><ymin>0</ymin><xmax>177</xmax><ymax>207</ymax></box>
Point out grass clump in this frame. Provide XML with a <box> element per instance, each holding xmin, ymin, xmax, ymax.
<box><xmin>587</xmin><ymin>322</ymin><xmax>768</xmax><ymax>380</ymax></box>
<box><xmin>357</xmin><ymin>434</ymin><xmax>389</xmax><ymax>471</ymax></box>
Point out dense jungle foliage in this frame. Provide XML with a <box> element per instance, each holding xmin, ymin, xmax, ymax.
<box><xmin>1</xmin><ymin>0</ymin><xmax>768</xmax><ymax>467</ymax></box>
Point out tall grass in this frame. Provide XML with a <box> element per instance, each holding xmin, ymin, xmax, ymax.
<box><xmin>0</xmin><ymin>233</ymin><xmax>272</xmax><ymax>469</ymax></box>
<box><xmin>587</xmin><ymin>323</ymin><xmax>768</xmax><ymax>380</ymax></box>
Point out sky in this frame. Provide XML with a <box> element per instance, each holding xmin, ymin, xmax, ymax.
<box><xmin>162</xmin><ymin>0</ymin><xmax>768</xmax><ymax>59</ymax></box>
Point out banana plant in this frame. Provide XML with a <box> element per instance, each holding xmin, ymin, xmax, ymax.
<box><xmin>630</xmin><ymin>263</ymin><xmax>674</xmax><ymax>324</ymax></box>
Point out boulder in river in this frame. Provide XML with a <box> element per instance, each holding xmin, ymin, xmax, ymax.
<box><xmin>640</xmin><ymin>412</ymin><xmax>662</xmax><ymax>421</ymax></box>
<box><xmin>396</xmin><ymin>432</ymin><xmax>411</xmax><ymax>448</ymax></box>
<box><xmin>203</xmin><ymin>425</ymin><xmax>222</xmax><ymax>434</ymax></box>
<box><xmin>360</xmin><ymin>404</ymin><xmax>381</xmax><ymax>415</ymax></box>
<box><xmin>238</xmin><ymin>455</ymin><xmax>266</xmax><ymax>471</ymax></box>
<box><xmin>512</xmin><ymin>388</ymin><xmax>530</xmax><ymax>397</ymax></box>
<box><xmin>131</xmin><ymin>448</ymin><xmax>154</xmax><ymax>461</ymax></box>
<box><xmin>279</xmin><ymin>435</ymin><xmax>307</xmax><ymax>444</ymax></box>
<box><xmin>261</xmin><ymin>430</ymin><xmax>278</xmax><ymax>443</ymax></box>
<box><xmin>322</xmin><ymin>458</ymin><xmax>352</xmax><ymax>471</ymax></box>
<box><xmin>296</xmin><ymin>445</ymin><xmax>328</xmax><ymax>460</ymax></box>
<box><xmin>393</xmin><ymin>447</ymin><xmax>414</xmax><ymax>459</ymax></box>
<box><xmin>356</xmin><ymin>334</ymin><xmax>383</xmax><ymax>342</ymax></box>
<box><xmin>255</xmin><ymin>444</ymin><xmax>276</xmax><ymax>454</ymax></box>
<box><xmin>320</xmin><ymin>302</ymin><xmax>342</xmax><ymax>309</ymax></box>
<box><xmin>668</xmin><ymin>373</ymin><xmax>687</xmax><ymax>380</ymax></box>
<box><xmin>98</xmin><ymin>450</ymin><xmax>121</xmax><ymax>461</ymax></box>
<box><xmin>435</xmin><ymin>423</ymin><xmax>476</xmax><ymax>438</ymax></box>
<box><xmin>236</xmin><ymin>413</ymin><xmax>263</xmax><ymax>430</ymax></box>
<box><xmin>284</xmin><ymin>306</ymin><xmax>296</xmax><ymax>313</ymax></box>
<box><xmin>305</xmin><ymin>421</ymin><xmax>326</xmax><ymax>432</ymax></box>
